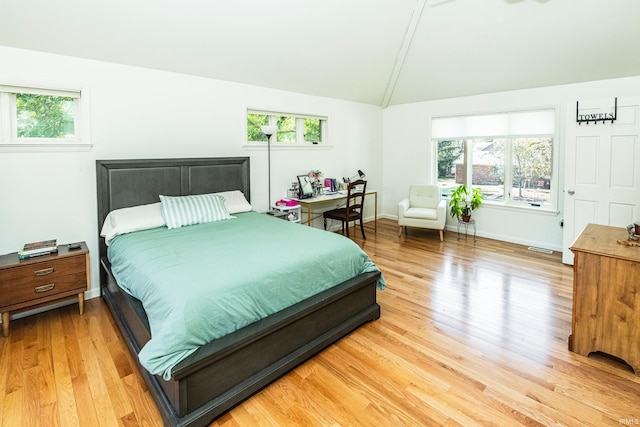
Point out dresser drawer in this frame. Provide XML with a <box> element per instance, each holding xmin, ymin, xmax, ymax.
<box><xmin>0</xmin><ymin>256</ymin><xmax>87</xmax><ymax>307</ymax></box>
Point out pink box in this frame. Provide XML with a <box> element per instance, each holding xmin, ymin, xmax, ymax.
<box><xmin>277</xmin><ymin>199</ymin><xmax>298</xmax><ymax>207</ymax></box>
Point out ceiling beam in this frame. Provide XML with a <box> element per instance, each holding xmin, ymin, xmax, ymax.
<box><xmin>381</xmin><ymin>0</ymin><xmax>426</xmax><ymax>108</ymax></box>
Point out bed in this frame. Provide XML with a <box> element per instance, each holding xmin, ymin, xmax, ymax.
<box><xmin>96</xmin><ymin>157</ymin><xmax>382</xmax><ymax>427</ymax></box>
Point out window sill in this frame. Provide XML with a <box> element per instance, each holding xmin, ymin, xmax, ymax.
<box><xmin>243</xmin><ymin>143</ymin><xmax>332</xmax><ymax>151</ymax></box>
<box><xmin>481</xmin><ymin>200</ymin><xmax>559</xmax><ymax>216</ymax></box>
<box><xmin>443</xmin><ymin>195</ymin><xmax>559</xmax><ymax>216</ymax></box>
<box><xmin>0</xmin><ymin>143</ymin><xmax>93</xmax><ymax>153</ymax></box>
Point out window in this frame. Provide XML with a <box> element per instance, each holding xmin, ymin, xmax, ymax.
<box><xmin>433</xmin><ymin>109</ymin><xmax>556</xmax><ymax>208</ymax></box>
<box><xmin>436</xmin><ymin>139</ymin><xmax>464</xmax><ymax>197</ymax></box>
<box><xmin>472</xmin><ymin>138</ymin><xmax>505</xmax><ymax>201</ymax></box>
<box><xmin>0</xmin><ymin>84</ymin><xmax>90</xmax><ymax>150</ymax></box>
<box><xmin>16</xmin><ymin>93</ymin><xmax>76</xmax><ymax>138</ymax></box>
<box><xmin>247</xmin><ymin>109</ymin><xmax>327</xmax><ymax>145</ymax></box>
<box><xmin>511</xmin><ymin>137</ymin><xmax>553</xmax><ymax>204</ymax></box>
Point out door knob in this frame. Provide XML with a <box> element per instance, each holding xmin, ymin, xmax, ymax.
<box><xmin>568</xmin><ymin>190</ymin><xmax>575</xmax><ymax>195</ymax></box>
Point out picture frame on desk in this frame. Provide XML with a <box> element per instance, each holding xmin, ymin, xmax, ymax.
<box><xmin>297</xmin><ymin>175</ymin><xmax>314</xmax><ymax>199</ymax></box>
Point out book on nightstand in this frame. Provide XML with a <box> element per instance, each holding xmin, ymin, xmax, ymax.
<box><xmin>19</xmin><ymin>239</ymin><xmax>58</xmax><ymax>259</ymax></box>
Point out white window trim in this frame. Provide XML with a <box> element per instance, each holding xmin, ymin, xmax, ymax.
<box><xmin>0</xmin><ymin>83</ymin><xmax>92</xmax><ymax>152</ymax></box>
<box><xmin>243</xmin><ymin>143</ymin><xmax>333</xmax><ymax>152</ymax></box>
<box><xmin>244</xmin><ymin>108</ymin><xmax>331</xmax><ymax>148</ymax></box>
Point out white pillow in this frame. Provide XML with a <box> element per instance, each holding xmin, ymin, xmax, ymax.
<box><xmin>101</xmin><ymin>202</ymin><xmax>165</xmax><ymax>245</ymax></box>
<box><xmin>160</xmin><ymin>193</ymin><xmax>232</xmax><ymax>229</ymax></box>
<box><xmin>214</xmin><ymin>190</ymin><xmax>252</xmax><ymax>213</ymax></box>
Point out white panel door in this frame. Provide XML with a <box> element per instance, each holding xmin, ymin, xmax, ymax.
<box><xmin>562</xmin><ymin>97</ymin><xmax>640</xmax><ymax>264</ymax></box>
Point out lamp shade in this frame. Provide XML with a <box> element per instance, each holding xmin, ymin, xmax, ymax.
<box><xmin>344</xmin><ymin>170</ymin><xmax>366</xmax><ymax>183</ymax></box>
<box><xmin>260</xmin><ymin>125</ymin><xmax>277</xmax><ymax>137</ymax></box>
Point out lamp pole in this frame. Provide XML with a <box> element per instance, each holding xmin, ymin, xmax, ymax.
<box><xmin>260</xmin><ymin>125</ymin><xmax>277</xmax><ymax>212</ymax></box>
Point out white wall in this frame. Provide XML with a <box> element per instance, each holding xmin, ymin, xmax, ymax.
<box><xmin>382</xmin><ymin>75</ymin><xmax>640</xmax><ymax>251</ymax></box>
<box><xmin>2</xmin><ymin>44</ymin><xmax>638</xmax><ymax>304</ymax></box>
<box><xmin>0</xmin><ymin>46</ymin><xmax>383</xmax><ymax>300</ymax></box>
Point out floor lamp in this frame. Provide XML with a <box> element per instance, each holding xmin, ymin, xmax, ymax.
<box><xmin>260</xmin><ymin>125</ymin><xmax>277</xmax><ymax>212</ymax></box>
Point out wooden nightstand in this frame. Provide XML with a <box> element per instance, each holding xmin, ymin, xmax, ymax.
<box><xmin>0</xmin><ymin>242</ymin><xmax>90</xmax><ymax>337</ymax></box>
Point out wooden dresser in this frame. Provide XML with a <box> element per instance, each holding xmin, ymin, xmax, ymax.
<box><xmin>569</xmin><ymin>224</ymin><xmax>640</xmax><ymax>375</ymax></box>
<box><xmin>0</xmin><ymin>242</ymin><xmax>90</xmax><ymax>337</ymax></box>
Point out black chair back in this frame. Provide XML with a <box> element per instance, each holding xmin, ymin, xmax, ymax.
<box><xmin>345</xmin><ymin>179</ymin><xmax>367</xmax><ymax>219</ymax></box>
<box><xmin>323</xmin><ymin>179</ymin><xmax>367</xmax><ymax>239</ymax></box>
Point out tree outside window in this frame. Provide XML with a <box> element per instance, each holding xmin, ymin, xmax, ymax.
<box><xmin>437</xmin><ymin>140</ymin><xmax>464</xmax><ymax>196</ymax></box>
<box><xmin>511</xmin><ymin>137</ymin><xmax>552</xmax><ymax>204</ymax></box>
<box><xmin>247</xmin><ymin>113</ymin><xmax>269</xmax><ymax>141</ymax></box>
<box><xmin>16</xmin><ymin>93</ymin><xmax>76</xmax><ymax>138</ymax></box>
<box><xmin>303</xmin><ymin>118</ymin><xmax>321</xmax><ymax>143</ymax></box>
<box><xmin>276</xmin><ymin>116</ymin><xmax>296</xmax><ymax>142</ymax></box>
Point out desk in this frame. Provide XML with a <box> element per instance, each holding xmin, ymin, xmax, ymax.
<box><xmin>294</xmin><ymin>190</ymin><xmax>378</xmax><ymax>231</ymax></box>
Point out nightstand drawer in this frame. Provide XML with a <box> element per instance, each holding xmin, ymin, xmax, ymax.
<box><xmin>0</xmin><ymin>256</ymin><xmax>86</xmax><ymax>282</ymax></box>
<box><xmin>0</xmin><ymin>256</ymin><xmax>87</xmax><ymax>307</ymax></box>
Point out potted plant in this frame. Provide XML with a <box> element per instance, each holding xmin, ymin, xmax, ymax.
<box><xmin>449</xmin><ymin>185</ymin><xmax>483</xmax><ymax>222</ymax></box>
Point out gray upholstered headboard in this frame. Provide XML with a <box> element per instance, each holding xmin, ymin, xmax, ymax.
<box><xmin>96</xmin><ymin>157</ymin><xmax>250</xmax><ymax>259</ymax></box>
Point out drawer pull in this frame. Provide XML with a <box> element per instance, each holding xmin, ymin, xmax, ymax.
<box><xmin>35</xmin><ymin>283</ymin><xmax>55</xmax><ymax>293</ymax></box>
<box><xmin>34</xmin><ymin>267</ymin><xmax>55</xmax><ymax>276</ymax></box>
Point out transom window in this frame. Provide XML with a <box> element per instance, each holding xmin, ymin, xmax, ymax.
<box><xmin>247</xmin><ymin>109</ymin><xmax>327</xmax><ymax>145</ymax></box>
<box><xmin>16</xmin><ymin>93</ymin><xmax>76</xmax><ymax>138</ymax></box>
<box><xmin>0</xmin><ymin>84</ymin><xmax>90</xmax><ymax>150</ymax></box>
<box><xmin>433</xmin><ymin>109</ymin><xmax>556</xmax><ymax>209</ymax></box>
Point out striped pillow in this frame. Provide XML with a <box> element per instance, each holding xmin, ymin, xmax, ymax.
<box><xmin>159</xmin><ymin>194</ymin><xmax>232</xmax><ymax>229</ymax></box>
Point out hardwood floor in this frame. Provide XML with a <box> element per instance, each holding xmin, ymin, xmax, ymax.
<box><xmin>2</xmin><ymin>219</ymin><xmax>639</xmax><ymax>426</ymax></box>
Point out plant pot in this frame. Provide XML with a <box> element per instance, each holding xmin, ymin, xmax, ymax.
<box><xmin>462</xmin><ymin>215</ymin><xmax>471</xmax><ymax>222</ymax></box>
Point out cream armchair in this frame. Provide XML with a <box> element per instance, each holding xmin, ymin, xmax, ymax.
<box><xmin>398</xmin><ymin>185</ymin><xmax>446</xmax><ymax>241</ymax></box>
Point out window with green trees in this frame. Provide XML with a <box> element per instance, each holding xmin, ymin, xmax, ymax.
<box><xmin>16</xmin><ymin>93</ymin><xmax>76</xmax><ymax>138</ymax></box>
<box><xmin>247</xmin><ymin>110</ymin><xmax>327</xmax><ymax>145</ymax></box>
<box><xmin>0</xmin><ymin>85</ymin><xmax>87</xmax><ymax>148</ymax></box>
<box><xmin>433</xmin><ymin>109</ymin><xmax>556</xmax><ymax>208</ymax></box>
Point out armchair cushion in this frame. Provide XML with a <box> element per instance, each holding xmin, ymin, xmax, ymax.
<box><xmin>409</xmin><ymin>185</ymin><xmax>441</xmax><ymax>209</ymax></box>
<box><xmin>404</xmin><ymin>206</ymin><xmax>439</xmax><ymax>221</ymax></box>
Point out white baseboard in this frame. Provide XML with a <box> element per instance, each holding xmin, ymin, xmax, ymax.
<box><xmin>382</xmin><ymin>213</ymin><xmax>561</xmax><ymax>252</ymax></box>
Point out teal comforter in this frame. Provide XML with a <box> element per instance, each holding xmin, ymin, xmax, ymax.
<box><xmin>107</xmin><ymin>211</ymin><xmax>385</xmax><ymax>380</ymax></box>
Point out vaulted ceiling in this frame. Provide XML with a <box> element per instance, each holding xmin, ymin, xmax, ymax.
<box><xmin>1</xmin><ymin>0</ymin><xmax>639</xmax><ymax>106</ymax></box>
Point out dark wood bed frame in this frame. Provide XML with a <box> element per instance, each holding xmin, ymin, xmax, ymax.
<box><xmin>95</xmin><ymin>157</ymin><xmax>381</xmax><ymax>427</ymax></box>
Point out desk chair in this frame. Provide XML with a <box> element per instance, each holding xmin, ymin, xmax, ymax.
<box><xmin>323</xmin><ymin>179</ymin><xmax>367</xmax><ymax>239</ymax></box>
